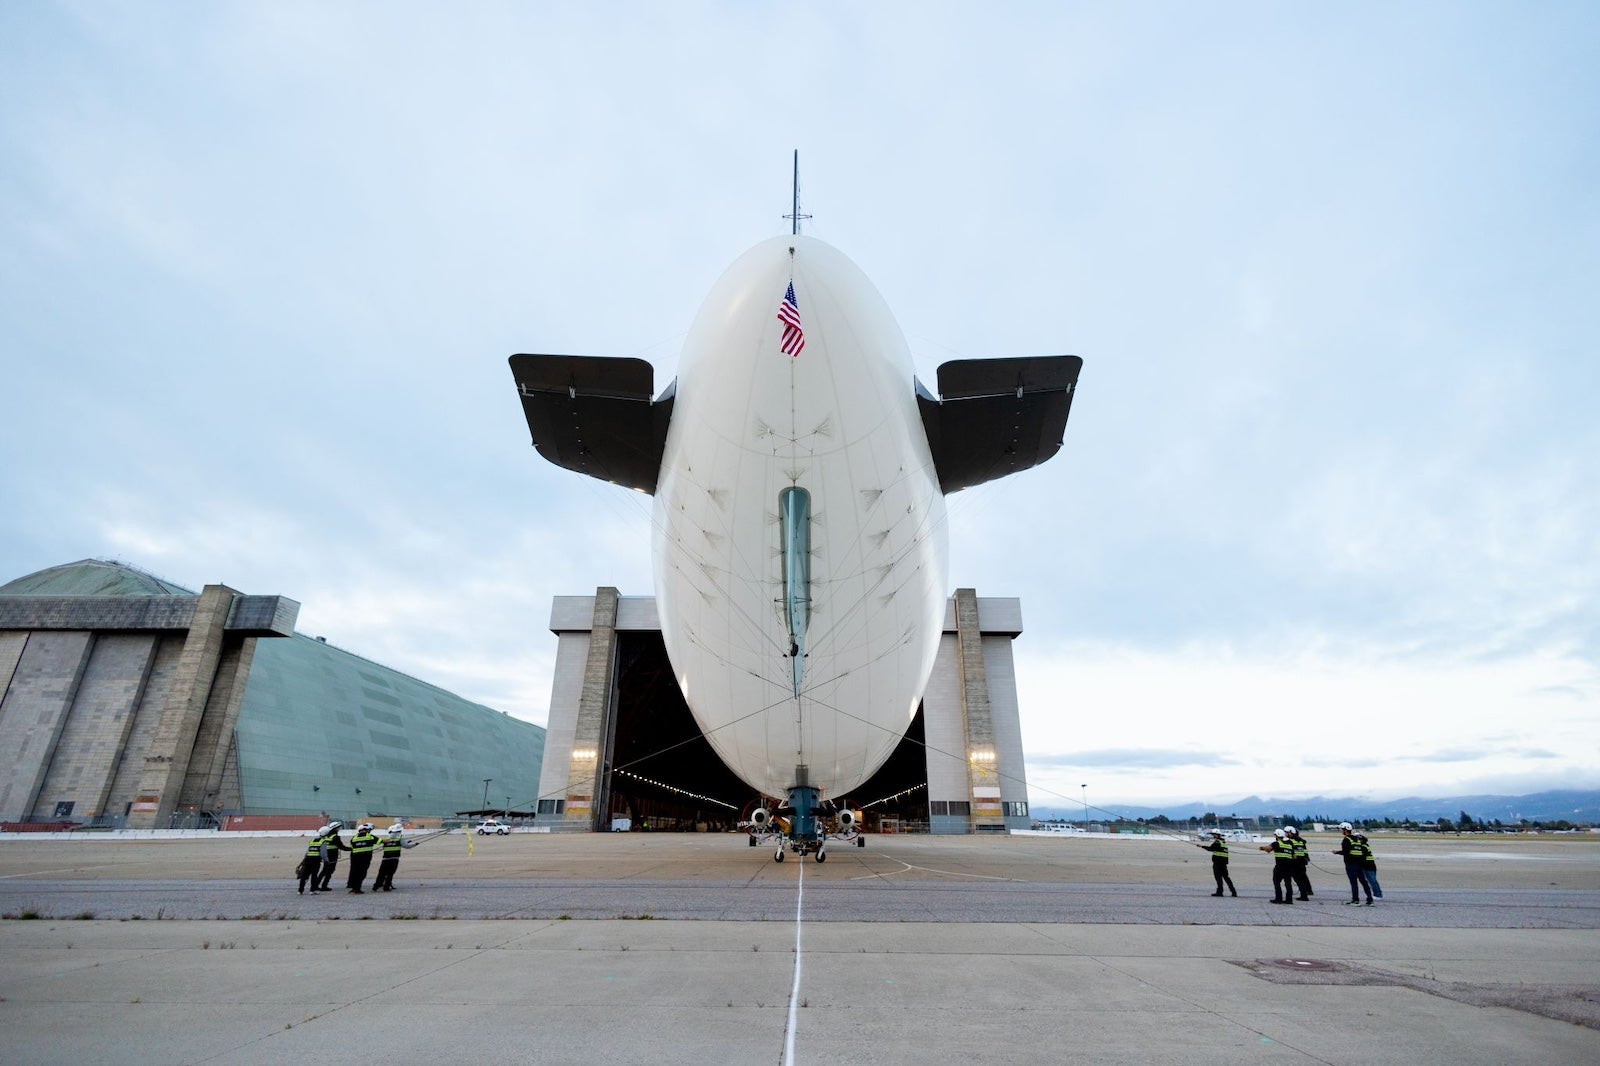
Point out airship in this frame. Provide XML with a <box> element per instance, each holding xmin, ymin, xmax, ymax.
<box><xmin>511</xmin><ymin>231</ymin><xmax>1080</xmax><ymax>859</ymax></box>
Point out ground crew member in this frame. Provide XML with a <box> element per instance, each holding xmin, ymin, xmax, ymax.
<box><xmin>315</xmin><ymin>821</ymin><xmax>348</xmax><ymax>891</ymax></box>
<box><xmin>1259</xmin><ymin>828</ymin><xmax>1296</xmax><ymax>904</ymax></box>
<box><xmin>346</xmin><ymin>822</ymin><xmax>379</xmax><ymax>893</ymax></box>
<box><xmin>297</xmin><ymin>828</ymin><xmax>326</xmax><ymax>894</ymax></box>
<box><xmin>372</xmin><ymin>822</ymin><xmax>418</xmax><ymax>891</ymax></box>
<box><xmin>1355</xmin><ymin>833</ymin><xmax>1383</xmax><ymax>899</ymax></box>
<box><xmin>1285</xmin><ymin>825</ymin><xmax>1313</xmax><ymax>900</ymax></box>
<box><xmin>1195</xmin><ymin>829</ymin><xmax>1236</xmax><ymax>896</ymax></box>
<box><xmin>1333</xmin><ymin>822</ymin><xmax>1374</xmax><ymax>905</ymax></box>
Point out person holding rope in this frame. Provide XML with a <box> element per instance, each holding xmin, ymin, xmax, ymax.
<box><xmin>1354</xmin><ymin>832</ymin><xmax>1383</xmax><ymax>900</ymax></box>
<box><xmin>315</xmin><ymin>821</ymin><xmax>349</xmax><ymax>892</ymax></box>
<box><xmin>1285</xmin><ymin>825</ymin><xmax>1313</xmax><ymax>901</ymax></box>
<box><xmin>1259</xmin><ymin>828</ymin><xmax>1297</xmax><ymax>904</ymax></box>
<box><xmin>1333</xmin><ymin>821</ymin><xmax>1375</xmax><ymax>905</ymax></box>
<box><xmin>372</xmin><ymin>822</ymin><xmax>418</xmax><ymax>891</ymax></box>
<box><xmin>296</xmin><ymin>827</ymin><xmax>327</xmax><ymax>894</ymax></box>
<box><xmin>1195</xmin><ymin>829</ymin><xmax>1237</xmax><ymax>897</ymax></box>
<box><xmin>346</xmin><ymin>822</ymin><xmax>379</xmax><ymax>893</ymax></box>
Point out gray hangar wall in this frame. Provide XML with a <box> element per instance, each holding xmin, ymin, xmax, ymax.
<box><xmin>0</xmin><ymin>560</ymin><xmax>543</xmax><ymax>827</ymax></box>
<box><xmin>537</xmin><ymin>587</ymin><xmax>1031</xmax><ymax>834</ymax></box>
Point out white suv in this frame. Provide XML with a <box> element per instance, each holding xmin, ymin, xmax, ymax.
<box><xmin>474</xmin><ymin>820</ymin><xmax>510</xmax><ymax>835</ymax></box>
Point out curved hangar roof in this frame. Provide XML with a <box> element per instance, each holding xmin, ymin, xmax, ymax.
<box><xmin>0</xmin><ymin>558</ymin><xmax>196</xmax><ymax>598</ymax></box>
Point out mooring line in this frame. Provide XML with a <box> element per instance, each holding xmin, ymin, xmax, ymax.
<box><xmin>782</xmin><ymin>857</ymin><xmax>805</xmax><ymax>1066</ymax></box>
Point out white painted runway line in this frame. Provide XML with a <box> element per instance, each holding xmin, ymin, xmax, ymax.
<box><xmin>783</xmin><ymin>858</ymin><xmax>804</xmax><ymax>1066</ymax></box>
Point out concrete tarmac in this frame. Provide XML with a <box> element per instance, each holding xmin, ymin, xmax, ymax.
<box><xmin>2</xmin><ymin>831</ymin><xmax>1597</xmax><ymax>1064</ymax></box>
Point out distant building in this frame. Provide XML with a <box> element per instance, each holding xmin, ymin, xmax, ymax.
<box><xmin>0</xmin><ymin>560</ymin><xmax>542</xmax><ymax>827</ymax></box>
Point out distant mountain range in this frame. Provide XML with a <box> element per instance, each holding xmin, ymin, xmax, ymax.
<box><xmin>1031</xmin><ymin>789</ymin><xmax>1600</xmax><ymax>825</ymax></box>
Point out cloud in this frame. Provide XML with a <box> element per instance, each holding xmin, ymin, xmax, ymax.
<box><xmin>1017</xmin><ymin>638</ymin><xmax>1599</xmax><ymax>804</ymax></box>
<box><xmin>1030</xmin><ymin>749</ymin><xmax>1241</xmax><ymax>770</ymax></box>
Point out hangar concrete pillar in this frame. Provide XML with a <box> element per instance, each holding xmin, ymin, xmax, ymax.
<box><xmin>954</xmin><ymin>588</ymin><xmax>1005</xmax><ymax>831</ymax></box>
<box><xmin>563</xmin><ymin>587</ymin><xmax>620</xmax><ymax>830</ymax></box>
<box><xmin>125</xmin><ymin>585</ymin><xmax>238</xmax><ymax>828</ymax></box>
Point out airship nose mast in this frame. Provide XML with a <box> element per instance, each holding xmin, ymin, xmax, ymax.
<box><xmin>783</xmin><ymin>149</ymin><xmax>811</xmax><ymax>236</ymax></box>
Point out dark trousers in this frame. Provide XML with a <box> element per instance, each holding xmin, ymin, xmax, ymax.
<box><xmin>1211</xmin><ymin>859</ymin><xmax>1235</xmax><ymax>895</ymax></box>
<box><xmin>296</xmin><ymin>858</ymin><xmax>318</xmax><ymax>893</ymax></box>
<box><xmin>373</xmin><ymin>856</ymin><xmax>399</xmax><ymax>890</ymax></box>
<box><xmin>1272</xmin><ymin>861</ymin><xmax>1295</xmax><ymax>902</ymax></box>
<box><xmin>1292</xmin><ymin>858</ymin><xmax>1313</xmax><ymax>899</ymax></box>
<box><xmin>347</xmin><ymin>852</ymin><xmax>373</xmax><ymax>891</ymax></box>
<box><xmin>317</xmin><ymin>858</ymin><xmax>337</xmax><ymax>890</ymax></box>
<box><xmin>1344</xmin><ymin>861</ymin><xmax>1373</xmax><ymax>902</ymax></box>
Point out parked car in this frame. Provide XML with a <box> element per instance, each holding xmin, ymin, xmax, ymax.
<box><xmin>474</xmin><ymin>820</ymin><xmax>510</xmax><ymax>835</ymax></box>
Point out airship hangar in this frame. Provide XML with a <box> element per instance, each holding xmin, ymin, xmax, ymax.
<box><xmin>0</xmin><ymin>559</ymin><xmax>1031</xmax><ymax>837</ymax></box>
<box><xmin>536</xmin><ymin>586</ymin><xmax>1034</xmax><ymax>835</ymax></box>
<box><xmin>0</xmin><ymin>559</ymin><xmax>543</xmax><ymax>830</ymax></box>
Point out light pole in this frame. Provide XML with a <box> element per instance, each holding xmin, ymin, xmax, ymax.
<box><xmin>1081</xmin><ymin>784</ymin><xmax>1088</xmax><ymax>827</ymax></box>
<box><xmin>482</xmin><ymin>778</ymin><xmax>492</xmax><ymax>812</ymax></box>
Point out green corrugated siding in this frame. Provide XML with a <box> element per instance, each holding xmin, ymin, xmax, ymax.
<box><xmin>234</xmin><ymin>634</ymin><xmax>543</xmax><ymax>820</ymax></box>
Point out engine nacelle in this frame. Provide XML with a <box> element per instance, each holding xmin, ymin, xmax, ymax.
<box><xmin>837</xmin><ymin>808</ymin><xmax>860</xmax><ymax>831</ymax></box>
<box><xmin>750</xmin><ymin>806</ymin><xmax>772</xmax><ymax>829</ymax></box>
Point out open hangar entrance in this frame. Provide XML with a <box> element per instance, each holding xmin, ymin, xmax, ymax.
<box><xmin>539</xmin><ymin>589</ymin><xmax>1031</xmax><ymax>834</ymax></box>
<box><xmin>601</xmin><ymin>629</ymin><xmax>929</xmax><ymax>831</ymax></box>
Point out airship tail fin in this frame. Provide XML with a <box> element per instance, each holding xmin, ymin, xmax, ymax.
<box><xmin>917</xmin><ymin>355</ymin><xmax>1083</xmax><ymax>494</ymax></box>
<box><xmin>509</xmin><ymin>354</ymin><xmax>674</xmax><ymax>493</ymax></box>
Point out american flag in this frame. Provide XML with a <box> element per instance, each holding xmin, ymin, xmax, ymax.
<box><xmin>776</xmin><ymin>281</ymin><xmax>805</xmax><ymax>357</ymax></box>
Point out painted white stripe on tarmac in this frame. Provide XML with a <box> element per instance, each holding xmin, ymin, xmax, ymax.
<box><xmin>783</xmin><ymin>856</ymin><xmax>804</xmax><ymax>1066</ymax></box>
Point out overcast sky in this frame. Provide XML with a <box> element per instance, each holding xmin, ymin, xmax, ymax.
<box><xmin>3</xmin><ymin>3</ymin><xmax>1596</xmax><ymax>809</ymax></box>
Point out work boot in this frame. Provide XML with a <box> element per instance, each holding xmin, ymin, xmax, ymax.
<box><xmin>1211</xmin><ymin>891</ymin><xmax>1223</xmax><ymax>897</ymax></box>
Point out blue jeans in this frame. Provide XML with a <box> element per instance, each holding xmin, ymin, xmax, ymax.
<box><xmin>1365</xmin><ymin>867</ymin><xmax>1383</xmax><ymax>898</ymax></box>
<box><xmin>1345</xmin><ymin>861</ymin><xmax>1373</xmax><ymax>901</ymax></box>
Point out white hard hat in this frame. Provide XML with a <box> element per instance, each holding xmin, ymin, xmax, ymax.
<box><xmin>1339</xmin><ymin>821</ymin><xmax>1353</xmax><ymax>831</ymax></box>
<box><xmin>316</xmin><ymin>825</ymin><xmax>331</xmax><ymax>835</ymax></box>
<box><xmin>1284</xmin><ymin>825</ymin><xmax>1297</xmax><ymax>834</ymax></box>
<box><xmin>358</xmin><ymin>823</ymin><xmax>374</xmax><ymax>832</ymax></box>
<box><xmin>1274</xmin><ymin>828</ymin><xmax>1286</xmax><ymax>839</ymax></box>
<box><xmin>328</xmin><ymin>820</ymin><xmax>343</xmax><ymax>830</ymax></box>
